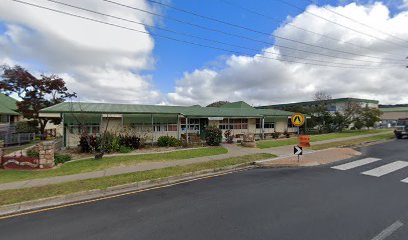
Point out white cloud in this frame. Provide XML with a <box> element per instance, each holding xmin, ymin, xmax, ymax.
<box><xmin>167</xmin><ymin>2</ymin><xmax>408</xmax><ymax>106</ymax></box>
<box><xmin>400</xmin><ymin>0</ymin><xmax>408</xmax><ymax>9</ymax></box>
<box><xmin>0</xmin><ymin>0</ymin><xmax>160</xmax><ymax>103</ymax></box>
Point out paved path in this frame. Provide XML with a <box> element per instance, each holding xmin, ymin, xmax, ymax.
<box><xmin>0</xmin><ymin>132</ymin><xmax>391</xmax><ymax>191</ymax></box>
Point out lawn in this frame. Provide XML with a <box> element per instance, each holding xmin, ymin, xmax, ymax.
<box><xmin>0</xmin><ymin>153</ymin><xmax>276</xmax><ymax>206</ymax></box>
<box><xmin>257</xmin><ymin>129</ymin><xmax>393</xmax><ymax>149</ymax></box>
<box><xmin>0</xmin><ymin>147</ymin><xmax>228</xmax><ymax>184</ymax></box>
<box><xmin>310</xmin><ymin>133</ymin><xmax>395</xmax><ymax>150</ymax></box>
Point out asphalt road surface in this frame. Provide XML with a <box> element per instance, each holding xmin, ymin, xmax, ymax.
<box><xmin>2</xmin><ymin>139</ymin><xmax>408</xmax><ymax>240</ymax></box>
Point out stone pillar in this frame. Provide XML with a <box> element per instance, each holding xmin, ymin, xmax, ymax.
<box><xmin>38</xmin><ymin>141</ymin><xmax>55</xmax><ymax>168</ymax></box>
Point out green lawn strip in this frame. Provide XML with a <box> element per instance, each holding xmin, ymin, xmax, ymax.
<box><xmin>310</xmin><ymin>133</ymin><xmax>395</xmax><ymax>150</ymax></box>
<box><xmin>257</xmin><ymin>130</ymin><xmax>392</xmax><ymax>149</ymax></box>
<box><xmin>256</xmin><ymin>139</ymin><xmax>298</xmax><ymax>149</ymax></box>
<box><xmin>0</xmin><ymin>153</ymin><xmax>275</xmax><ymax>206</ymax></box>
<box><xmin>0</xmin><ymin>147</ymin><xmax>228</xmax><ymax>184</ymax></box>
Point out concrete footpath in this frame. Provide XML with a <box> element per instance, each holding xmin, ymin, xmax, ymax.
<box><xmin>0</xmin><ymin>132</ymin><xmax>390</xmax><ymax>191</ymax></box>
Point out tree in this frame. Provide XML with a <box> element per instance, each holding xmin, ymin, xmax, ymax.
<box><xmin>311</xmin><ymin>91</ymin><xmax>332</xmax><ymax>132</ymax></box>
<box><xmin>360</xmin><ymin>107</ymin><xmax>382</xmax><ymax>130</ymax></box>
<box><xmin>206</xmin><ymin>101</ymin><xmax>230</xmax><ymax>107</ymax></box>
<box><xmin>0</xmin><ymin>65</ymin><xmax>76</xmax><ymax>139</ymax></box>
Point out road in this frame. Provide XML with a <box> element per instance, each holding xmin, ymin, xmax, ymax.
<box><xmin>2</xmin><ymin>139</ymin><xmax>408</xmax><ymax>240</ymax></box>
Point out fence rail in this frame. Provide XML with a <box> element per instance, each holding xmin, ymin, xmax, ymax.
<box><xmin>0</xmin><ymin>133</ymin><xmax>35</xmax><ymax>146</ymax></box>
<box><xmin>0</xmin><ymin>124</ymin><xmax>16</xmax><ymax>134</ymax></box>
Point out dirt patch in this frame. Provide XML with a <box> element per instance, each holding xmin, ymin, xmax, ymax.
<box><xmin>256</xmin><ymin>148</ymin><xmax>361</xmax><ymax>168</ymax></box>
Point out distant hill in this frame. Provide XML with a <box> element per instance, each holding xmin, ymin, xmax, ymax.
<box><xmin>206</xmin><ymin>101</ymin><xmax>230</xmax><ymax>108</ymax></box>
<box><xmin>379</xmin><ymin>104</ymin><xmax>408</xmax><ymax>108</ymax></box>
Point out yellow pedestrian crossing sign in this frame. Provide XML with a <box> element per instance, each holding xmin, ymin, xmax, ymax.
<box><xmin>291</xmin><ymin>113</ymin><xmax>305</xmax><ymax>127</ymax></box>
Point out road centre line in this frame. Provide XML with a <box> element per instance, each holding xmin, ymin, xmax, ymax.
<box><xmin>370</xmin><ymin>220</ymin><xmax>403</xmax><ymax>240</ymax></box>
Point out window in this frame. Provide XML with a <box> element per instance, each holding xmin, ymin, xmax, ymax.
<box><xmin>219</xmin><ymin>119</ymin><xmax>248</xmax><ymax>130</ymax></box>
<box><xmin>0</xmin><ymin>115</ymin><xmax>10</xmax><ymax>124</ymax></box>
<box><xmin>168</xmin><ymin>124</ymin><xmax>177</xmax><ymax>131</ymax></box>
<box><xmin>256</xmin><ymin>119</ymin><xmax>275</xmax><ymax>129</ymax></box>
<box><xmin>67</xmin><ymin>124</ymin><xmax>100</xmax><ymax>134</ymax></box>
<box><xmin>153</xmin><ymin>124</ymin><xmax>168</xmax><ymax>132</ymax></box>
<box><xmin>288</xmin><ymin>118</ymin><xmax>294</xmax><ymax>128</ymax></box>
<box><xmin>181</xmin><ymin>118</ymin><xmax>200</xmax><ymax>132</ymax></box>
<box><xmin>219</xmin><ymin>119</ymin><xmax>230</xmax><ymax>130</ymax></box>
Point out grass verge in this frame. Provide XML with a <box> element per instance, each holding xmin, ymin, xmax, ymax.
<box><xmin>0</xmin><ymin>147</ymin><xmax>228</xmax><ymax>184</ymax></box>
<box><xmin>310</xmin><ymin>133</ymin><xmax>395</xmax><ymax>150</ymax></box>
<box><xmin>0</xmin><ymin>153</ymin><xmax>275</xmax><ymax>206</ymax></box>
<box><xmin>257</xmin><ymin>129</ymin><xmax>392</xmax><ymax>149</ymax></box>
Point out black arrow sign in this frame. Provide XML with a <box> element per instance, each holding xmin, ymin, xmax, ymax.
<box><xmin>294</xmin><ymin>145</ymin><xmax>303</xmax><ymax>155</ymax></box>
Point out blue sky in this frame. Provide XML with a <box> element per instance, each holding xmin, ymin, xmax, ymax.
<box><xmin>0</xmin><ymin>0</ymin><xmax>407</xmax><ymax>105</ymax></box>
<box><xmin>149</xmin><ymin>0</ymin><xmax>405</xmax><ymax>93</ymax></box>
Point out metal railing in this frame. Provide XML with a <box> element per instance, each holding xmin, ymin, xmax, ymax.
<box><xmin>0</xmin><ymin>133</ymin><xmax>35</xmax><ymax>146</ymax></box>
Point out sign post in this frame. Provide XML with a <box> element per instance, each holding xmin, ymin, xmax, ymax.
<box><xmin>291</xmin><ymin>113</ymin><xmax>306</xmax><ymax>163</ymax></box>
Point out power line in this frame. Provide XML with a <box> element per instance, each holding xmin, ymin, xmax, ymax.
<box><xmin>275</xmin><ymin>0</ymin><xmax>408</xmax><ymax>48</ymax></box>
<box><xmin>10</xmin><ymin>0</ymin><xmax>396</xmax><ymax>69</ymax></box>
<box><xmin>305</xmin><ymin>0</ymin><xmax>408</xmax><ymax>45</ymax></box>
<box><xmin>42</xmin><ymin>0</ymin><xmax>402</xmax><ymax>67</ymax></box>
<box><xmin>102</xmin><ymin>0</ymin><xmax>406</xmax><ymax>63</ymax></box>
<box><xmin>218</xmin><ymin>0</ymin><xmax>401</xmax><ymax>58</ymax></box>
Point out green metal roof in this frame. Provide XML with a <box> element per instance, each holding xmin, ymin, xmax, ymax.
<box><xmin>0</xmin><ymin>104</ymin><xmax>19</xmax><ymax>115</ymax></box>
<box><xmin>41</xmin><ymin>102</ymin><xmax>294</xmax><ymax>118</ymax></box>
<box><xmin>0</xmin><ymin>93</ymin><xmax>19</xmax><ymax>115</ymax></box>
<box><xmin>380</xmin><ymin>107</ymin><xmax>408</xmax><ymax>112</ymax></box>
<box><xmin>63</xmin><ymin>113</ymin><xmax>102</xmax><ymax>125</ymax></box>
<box><xmin>258</xmin><ymin>97</ymin><xmax>379</xmax><ymax>109</ymax></box>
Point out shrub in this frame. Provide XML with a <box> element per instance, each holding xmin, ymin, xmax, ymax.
<box><xmin>54</xmin><ymin>154</ymin><xmax>72</xmax><ymax>165</ymax></box>
<box><xmin>272</xmin><ymin>132</ymin><xmax>280</xmax><ymax>139</ymax></box>
<box><xmin>224</xmin><ymin>130</ymin><xmax>234</xmax><ymax>143</ymax></box>
<box><xmin>27</xmin><ymin>149</ymin><xmax>39</xmax><ymax>158</ymax></box>
<box><xmin>119</xmin><ymin>145</ymin><xmax>133</xmax><ymax>153</ymax></box>
<box><xmin>119</xmin><ymin>135</ymin><xmax>141</xmax><ymax>149</ymax></box>
<box><xmin>283</xmin><ymin>130</ymin><xmax>290</xmax><ymax>138</ymax></box>
<box><xmin>205</xmin><ymin>126</ymin><xmax>222</xmax><ymax>146</ymax></box>
<box><xmin>79</xmin><ymin>134</ymin><xmax>99</xmax><ymax>153</ymax></box>
<box><xmin>16</xmin><ymin>121</ymin><xmax>38</xmax><ymax>133</ymax></box>
<box><xmin>157</xmin><ymin>136</ymin><xmax>181</xmax><ymax>147</ymax></box>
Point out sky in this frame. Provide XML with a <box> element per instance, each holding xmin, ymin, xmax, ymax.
<box><xmin>0</xmin><ymin>0</ymin><xmax>407</xmax><ymax>106</ymax></box>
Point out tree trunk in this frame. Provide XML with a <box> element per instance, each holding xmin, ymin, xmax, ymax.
<box><xmin>39</xmin><ymin>119</ymin><xmax>48</xmax><ymax>140</ymax></box>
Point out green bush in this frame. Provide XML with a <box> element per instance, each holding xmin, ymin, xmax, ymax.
<box><xmin>54</xmin><ymin>154</ymin><xmax>72</xmax><ymax>165</ymax></box>
<box><xmin>205</xmin><ymin>126</ymin><xmax>222</xmax><ymax>146</ymax></box>
<box><xmin>119</xmin><ymin>145</ymin><xmax>133</xmax><ymax>153</ymax></box>
<box><xmin>16</xmin><ymin>121</ymin><xmax>38</xmax><ymax>133</ymax></box>
<box><xmin>79</xmin><ymin>134</ymin><xmax>99</xmax><ymax>153</ymax></box>
<box><xmin>26</xmin><ymin>149</ymin><xmax>39</xmax><ymax>158</ymax></box>
<box><xmin>157</xmin><ymin>136</ymin><xmax>181</xmax><ymax>147</ymax></box>
<box><xmin>119</xmin><ymin>135</ymin><xmax>141</xmax><ymax>149</ymax></box>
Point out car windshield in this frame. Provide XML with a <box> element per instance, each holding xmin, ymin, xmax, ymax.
<box><xmin>397</xmin><ymin>120</ymin><xmax>408</xmax><ymax>126</ymax></box>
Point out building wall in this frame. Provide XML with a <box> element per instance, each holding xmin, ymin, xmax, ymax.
<box><xmin>381</xmin><ymin>111</ymin><xmax>408</xmax><ymax>121</ymax></box>
<box><xmin>63</xmin><ymin>117</ymin><xmax>296</xmax><ymax>147</ymax></box>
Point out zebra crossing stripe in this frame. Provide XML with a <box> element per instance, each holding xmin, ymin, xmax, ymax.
<box><xmin>400</xmin><ymin>177</ymin><xmax>408</xmax><ymax>183</ymax></box>
<box><xmin>331</xmin><ymin>158</ymin><xmax>382</xmax><ymax>171</ymax></box>
<box><xmin>362</xmin><ymin>161</ymin><xmax>408</xmax><ymax>177</ymax></box>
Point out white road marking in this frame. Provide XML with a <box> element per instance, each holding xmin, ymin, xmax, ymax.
<box><xmin>370</xmin><ymin>220</ymin><xmax>403</xmax><ymax>240</ymax></box>
<box><xmin>399</xmin><ymin>176</ymin><xmax>408</xmax><ymax>183</ymax></box>
<box><xmin>362</xmin><ymin>161</ymin><xmax>408</xmax><ymax>177</ymax></box>
<box><xmin>331</xmin><ymin>158</ymin><xmax>382</xmax><ymax>171</ymax></box>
